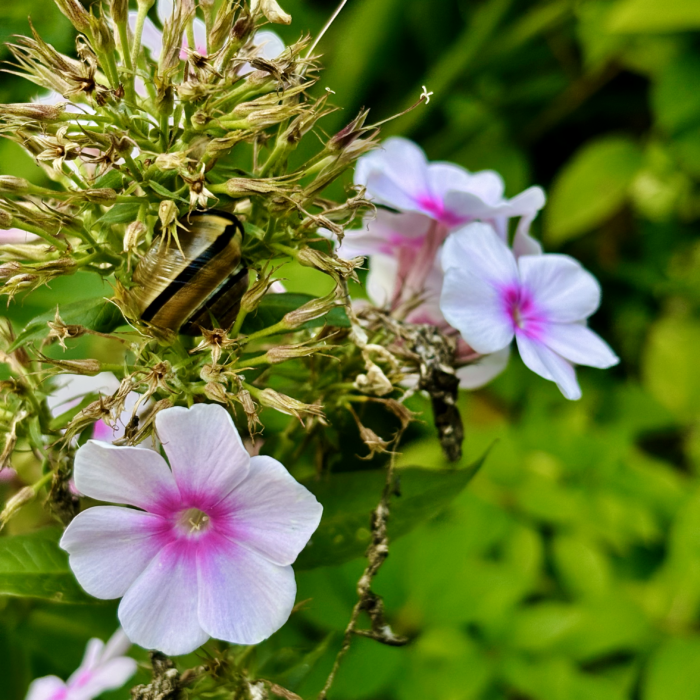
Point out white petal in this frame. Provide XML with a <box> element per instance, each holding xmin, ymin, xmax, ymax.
<box><xmin>464</xmin><ymin>170</ymin><xmax>506</xmax><ymax>204</ymax></box>
<box><xmin>155</xmin><ymin>404</ymin><xmax>250</xmax><ymax>508</ymax></box>
<box><xmin>61</xmin><ymin>507</ymin><xmax>167</xmax><ymax>599</ymax></box>
<box><xmin>119</xmin><ymin>544</ymin><xmax>208</xmax><ymax>656</ymax></box>
<box><xmin>253</xmin><ymin>30</ymin><xmax>285</xmax><ymax>60</ymax></box>
<box><xmin>366</xmin><ymin>253</ymin><xmax>398</xmax><ymax>307</ymax></box>
<box><xmin>355</xmin><ymin>137</ymin><xmax>430</xmax><ymax>209</ymax></box>
<box><xmin>157</xmin><ymin>0</ymin><xmax>173</xmax><ymax>23</ymax></box>
<box><xmin>25</xmin><ymin>676</ymin><xmax>66</xmax><ymax>700</ymax></box>
<box><xmin>224</xmin><ymin>455</ymin><xmax>322</xmax><ymax>566</ymax></box>
<box><xmin>101</xmin><ymin>628</ymin><xmax>132</xmax><ymax>661</ymax></box>
<box><xmin>426</xmin><ymin>163</ymin><xmax>475</xmax><ymax>201</ymax></box>
<box><xmin>543</xmin><ymin>323</ymin><xmax>619</xmax><ymax>368</ymax></box>
<box><xmin>456</xmin><ymin>347</ymin><xmax>510</xmax><ymax>389</ymax></box>
<box><xmin>197</xmin><ymin>534</ymin><xmax>296</xmax><ymax>645</ymax></box>
<box><xmin>70</xmin><ymin>659</ymin><xmax>137</xmax><ymax>700</ymax></box>
<box><xmin>73</xmin><ymin>441</ymin><xmax>179</xmax><ymax>511</ymax></box>
<box><xmin>47</xmin><ymin>372</ymin><xmax>120</xmax><ymax>415</ymax></box>
<box><xmin>439</xmin><ymin>223</ymin><xmax>518</xmax><ymax>354</ymax></box>
<box><xmin>518</xmin><ymin>254</ymin><xmax>601</xmax><ymax>323</ymax></box>
<box><xmin>512</xmin><ymin>214</ymin><xmax>543</xmax><ymax>258</ymax></box>
<box><xmin>75</xmin><ymin>638</ymin><xmax>103</xmax><ymax>673</ymax></box>
<box><xmin>516</xmin><ymin>335</ymin><xmax>581</xmax><ymax>400</ymax></box>
<box><xmin>504</xmin><ymin>185</ymin><xmax>546</xmax><ymax>216</ymax></box>
<box><xmin>192</xmin><ymin>18</ymin><xmax>208</xmax><ymax>55</ymax></box>
<box><xmin>0</xmin><ymin>228</ymin><xmax>38</xmax><ymax>244</ymax></box>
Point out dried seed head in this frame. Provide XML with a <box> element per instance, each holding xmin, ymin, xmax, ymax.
<box><xmin>281</xmin><ymin>291</ymin><xmax>342</xmax><ymax>329</ymax></box>
<box><xmin>297</xmin><ymin>247</ymin><xmax>362</xmax><ymax>283</ymax></box>
<box><xmin>0</xmin><ymin>177</ymin><xmax>31</xmax><ymax>195</ymax></box>
<box><xmin>0</xmin><ymin>103</ymin><xmax>65</xmax><ymax>120</ymax></box>
<box><xmin>204</xmin><ymin>381</ymin><xmax>228</xmax><ymax>403</ymax></box>
<box><xmin>257</xmin><ymin>388</ymin><xmax>324</xmax><ymax>423</ymax></box>
<box><xmin>252</xmin><ymin>0</ymin><xmax>292</xmax><ymax>25</ymax></box>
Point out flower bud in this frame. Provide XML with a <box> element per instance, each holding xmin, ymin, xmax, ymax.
<box><xmin>240</xmin><ymin>268</ymin><xmax>277</xmax><ymax>313</ymax></box>
<box><xmin>155</xmin><ymin>152</ymin><xmax>189</xmax><ymax>171</ymax></box>
<box><xmin>0</xmin><ymin>486</ymin><xmax>36</xmax><ymax>530</ymax></box>
<box><xmin>0</xmin><ymin>177</ymin><xmax>31</xmax><ymax>195</ymax></box>
<box><xmin>0</xmin><ymin>211</ymin><xmax>13</xmax><ymax>229</ymax></box>
<box><xmin>109</xmin><ymin>0</ymin><xmax>128</xmax><ymax>24</ymax></box>
<box><xmin>123</xmin><ymin>221</ymin><xmax>147</xmax><ymax>253</ymax></box>
<box><xmin>297</xmin><ymin>247</ymin><xmax>362</xmax><ymax>282</ymax></box>
<box><xmin>41</xmin><ymin>357</ymin><xmax>102</xmax><ymax>375</ymax></box>
<box><xmin>0</xmin><ymin>262</ymin><xmax>22</xmax><ymax>279</ymax></box>
<box><xmin>252</xmin><ymin>0</ymin><xmax>292</xmax><ymax>25</ymax></box>
<box><xmin>54</xmin><ymin>0</ymin><xmax>92</xmax><ymax>34</ymax></box>
<box><xmin>209</xmin><ymin>0</ymin><xmax>236</xmax><ymax>52</ymax></box>
<box><xmin>222</xmin><ymin>177</ymin><xmax>294</xmax><ymax>198</ymax></box>
<box><xmin>90</xmin><ymin>15</ymin><xmax>116</xmax><ymax>53</ymax></box>
<box><xmin>281</xmin><ymin>292</ymin><xmax>342</xmax><ymax>329</ymax></box>
<box><xmin>82</xmin><ymin>188</ymin><xmax>117</xmax><ymax>205</ymax></box>
<box><xmin>265</xmin><ymin>343</ymin><xmax>329</xmax><ymax>364</ymax></box>
<box><xmin>204</xmin><ymin>382</ymin><xmax>228</xmax><ymax>403</ymax></box>
<box><xmin>159</xmin><ymin>200</ymin><xmax>179</xmax><ymax>228</ymax></box>
<box><xmin>257</xmin><ymin>388</ymin><xmax>324</xmax><ymax>422</ymax></box>
<box><xmin>0</xmin><ymin>103</ymin><xmax>65</xmax><ymax>120</ymax></box>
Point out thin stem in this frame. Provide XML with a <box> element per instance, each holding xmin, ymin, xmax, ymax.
<box><xmin>130</xmin><ymin>3</ymin><xmax>152</xmax><ymax>73</ymax></box>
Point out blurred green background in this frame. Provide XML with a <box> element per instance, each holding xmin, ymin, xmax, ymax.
<box><xmin>4</xmin><ymin>0</ymin><xmax>700</xmax><ymax>699</ymax></box>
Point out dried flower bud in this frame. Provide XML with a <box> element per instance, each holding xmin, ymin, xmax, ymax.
<box><xmin>355</xmin><ymin>361</ymin><xmax>393</xmax><ymax>396</ymax></box>
<box><xmin>0</xmin><ymin>486</ymin><xmax>36</xmax><ymax>530</ymax></box>
<box><xmin>0</xmin><ymin>103</ymin><xmax>65</xmax><ymax>120</ymax></box>
<box><xmin>82</xmin><ymin>188</ymin><xmax>117</xmax><ymax>205</ymax></box>
<box><xmin>123</xmin><ymin>221</ymin><xmax>146</xmax><ymax>253</ymax></box>
<box><xmin>297</xmin><ymin>247</ymin><xmax>362</xmax><ymax>283</ymax></box>
<box><xmin>209</xmin><ymin>1</ymin><xmax>237</xmax><ymax>53</ymax></box>
<box><xmin>90</xmin><ymin>14</ymin><xmax>116</xmax><ymax>53</ymax></box>
<box><xmin>109</xmin><ymin>0</ymin><xmax>128</xmax><ymax>24</ymax></box>
<box><xmin>41</xmin><ymin>357</ymin><xmax>102</xmax><ymax>375</ymax></box>
<box><xmin>0</xmin><ymin>211</ymin><xmax>13</xmax><ymax>229</ymax></box>
<box><xmin>0</xmin><ymin>177</ymin><xmax>31</xmax><ymax>195</ymax></box>
<box><xmin>252</xmin><ymin>0</ymin><xmax>292</xmax><ymax>24</ymax></box>
<box><xmin>257</xmin><ymin>388</ymin><xmax>324</xmax><ymax>422</ymax></box>
<box><xmin>265</xmin><ymin>342</ymin><xmax>330</xmax><ymax>364</ymax></box>
<box><xmin>222</xmin><ymin>177</ymin><xmax>295</xmax><ymax>198</ymax></box>
<box><xmin>327</xmin><ymin>109</ymin><xmax>371</xmax><ymax>152</ymax></box>
<box><xmin>204</xmin><ymin>382</ymin><xmax>228</xmax><ymax>403</ymax></box>
<box><xmin>281</xmin><ymin>291</ymin><xmax>342</xmax><ymax>329</ymax></box>
<box><xmin>54</xmin><ymin>0</ymin><xmax>92</xmax><ymax>34</ymax></box>
<box><xmin>159</xmin><ymin>200</ymin><xmax>179</xmax><ymax>228</ymax></box>
<box><xmin>155</xmin><ymin>152</ymin><xmax>189</xmax><ymax>171</ymax></box>
<box><xmin>0</xmin><ymin>262</ymin><xmax>23</xmax><ymax>279</ymax></box>
<box><xmin>47</xmin><ymin>308</ymin><xmax>85</xmax><ymax>349</ymax></box>
<box><xmin>240</xmin><ymin>268</ymin><xmax>277</xmax><ymax>313</ymax></box>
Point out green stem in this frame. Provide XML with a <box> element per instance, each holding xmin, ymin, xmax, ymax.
<box><xmin>130</xmin><ymin>2</ymin><xmax>153</xmax><ymax>73</ymax></box>
<box><xmin>231</xmin><ymin>307</ymin><xmax>249</xmax><ymax>336</ymax></box>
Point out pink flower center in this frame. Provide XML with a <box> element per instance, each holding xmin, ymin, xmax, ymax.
<box><xmin>177</xmin><ymin>507</ymin><xmax>211</xmax><ymax>537</ymax></box>
<box><xmin>415</xmin><ymin>194</ymin><xmax>467</xmax><ymax>228</ymax></box>
<box><xmin>501</xmin><ymin>284</ymin><xmax>546</xmax><ymax>340</ymax></box>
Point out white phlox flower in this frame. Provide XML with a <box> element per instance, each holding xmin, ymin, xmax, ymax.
<box><xmin>25</xmin><ymin>628</ymin><xmax>136</xmax><ymax>700</ymax></box>
<box><xmin>439</xmin><ymin>222</ymin><xmax>619</xmax><ymax>400</ymax></box>
<box><xmin>61</xmin><ymin>403</ymin><xmax>323</xmax><ymax>656</ymax></box>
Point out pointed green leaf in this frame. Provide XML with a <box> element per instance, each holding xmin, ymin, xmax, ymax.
<box><xmin>0</xmin><ymin>528</ymin><xmax>96</xmax><ymax>603</ymax></box>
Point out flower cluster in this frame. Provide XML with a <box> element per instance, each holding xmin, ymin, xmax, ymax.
<box><xmin>340</xmin><ymin>137</ymin><xmax>618</xmax><ymax>399</ymax></box>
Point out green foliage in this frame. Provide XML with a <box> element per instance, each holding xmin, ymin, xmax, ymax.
<box><xmin>0</xmin><ymin>529</ymin><xmax>95</xmax><ymax>604</ymax></box>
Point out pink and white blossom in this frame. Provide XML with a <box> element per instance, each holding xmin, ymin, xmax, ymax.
<box><xmin>61</xmin><ymin>403</ymin><xmax>323</xmax><ymax>656</ymax></box>
<box><xmin>25</xmin><ymin>628</ymin><xmax>136</xmax><ymax>700</ymax></box>
<box><xmin>354</xmin><ymin>137</ymin><xmax>546</xmax><ymax>247</ymax></box>
<box><xmin>439</xmin><ymin>222</ymin><xmax>619</xmax><ymax>399</ymax></box>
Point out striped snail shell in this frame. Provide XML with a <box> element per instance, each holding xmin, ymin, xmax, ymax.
<box><xmin>132</xmin><ymin>211</ymin><xmax>249</xmax><ymax>334</ymax></box>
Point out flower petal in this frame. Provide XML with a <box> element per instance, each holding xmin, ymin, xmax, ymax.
<box><xmin>366</xmin><ymin>253</ymin><xmax>397</xmax><ymax>307</ymax></box>
<box><xmin>426</xmin><ymin>163</ymin><xmax>476</xmax><ymax>201</ymax></box>
<box><xmin>254</xmin><ymin>30</ymin><xmax>285</xmax><ymax>60</ymax></box>
<box><xmin>70</xmin><ymin>658</ymin><xmax>137</xmax><ymax>700</ymax></box>
<box><xmin>191</xmin><ymin>18</ymin><xmax>208</xmax><ymax>55</ymax></box>
<box><xmin>119</xmin><ymin>543</ymin><xmax>208</xmax><ymax>656</ymax></box>
<box><xmin>155</xmin><ymin>404</ymin><xmax>250</xmax><ymax>507</ymax></box>
<box><xmin>518</xmin><ymin>254</ymin><xmax>601</xmax><ymax>323</ymax></box>
<box><xmin>457</xmin><ymin>346</ymin><xmax>510</xmax><ymax>389</ymax></box>
<box><xmin>516</xmin><ymin>335</ymin><xmax>581</xmax><ymax>400</ymax></box>
<box><xmin>439</xmin><ymin>223</ymin><xmax>517</xmax><ymax>353</ymax></box>
<box><xmin>26</xmin><ymin>676</ymin><xmax>66</xmax><ymax>700</ymax></box>
<box><xmin>73</xmin><ymin>441</ymin><xmax>179</xmax><ymax>512</ymax></box>
<box><xmin>543</xmin><ymin>323</ymin><xmax>619</xmax><ymax>368</ymax></box>
<box><xmin>355</xmin><ymin>137</ymin><xmax>430</xmax><ymax>210</ymax></box>
<box><xmin>223</xmin><ymin>455</ymin><xmax>322</xmax><ymax>566</ymax></box>
<box><xmin>61</xmin><ymin>506</ymin><xmax>167</xmax><ymax>599</ymax></box>
<box><xmin>198</xmin><ymin>533</ymin><xmax>296</xmax><ymax>645</ymax></box>
<box><xmin>157</xmin><ymin>0</ymin><xmax>173</xmax><ymax>23</ymax></box>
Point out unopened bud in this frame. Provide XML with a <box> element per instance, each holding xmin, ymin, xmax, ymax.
<box><xmin>258</xmin><ymin>388</ymin><xmax>324</xmax><ymax>422</ymax></box>
<box><xmin>109</xmin><ymin>0</ymin><xmax>128</xmax><ymax>24</ymax></box>
<box><xmin>328</xmin><ymin>109</ymin><xmax>370</xmax><ymax>152</ymax></box>
<box><xmin>297</xmin><ymin>247</ymin><xmax>362</xmax><ymax>282</ymax></box>
<box><xmin>0</xmin><ymin>177</ymin><xmax>31</xmax><ymax>195</ymax></box>
<box><xmin>222</xmin><ymin>177</ymin><xmax>291</xmax><ymax>198</ymax></box>
<box><xmin>209</xmin><ymin>0</ymin><xmax>236</xmax><ymax>52</ymax></box>
<box><xmin>54</xmin><ymin>0</ymin><xmax>92</xmax><ymax>34</ymax></box>
<box><xmin>252</xmin><ymin>0</ymin><xmax>292</xmax><ymax>25</ymax></box>
<box><xmin>265</xmin><ymin>343</ymin><xmax>328</xmax><ymax>364</ymax></box>
<box><xmin>282</xmin><ymin>292</ymin><xmax>341</xmax><ymax>329</ymax></box>
<box><xmin>82</xmin><ymin>188</ymin><xmax>117</xmax><ymax>205</ymax></box>
<box><xmin>159</xmin><ymin>200</ymin><xmax>178</xmax><ymax>228</ymax></box>
<box><xmin>0</xmin><ymin>486</ymin><xmax>36</xmax><ymax>529</ymax></box>
<box><xmin>42</xmin><ymin>358</ymin><xmax>102</xmax><ymax>375</ymax></box>
<box><xmin>0</xmin><ymin>103</ymin><xmax>65</xmax><ymax>120</ymax></box>
<box><xmin>90</xmin><ymin>15</ymin><xmax>116</xmax><ymax>53</ymax></box>
<box><xmin>240</xmin><ymin>269</ymin><xmax>277</xmax><ymax>313</ymax></box>
<box><xmin>123</xmin><ymin>221</ymin><xmax>146</xmax><ymax>252</ymax></box>
<box><xmin>204</xmin><ymin>382</ymin><xmax>228</xmax><ymax>403</ymax></box>
<box><xmin>154</xmin><ymin>152</ymin><xmax>189</xmax><ymax>171</ymax></box>
<box><xmin>0</xmin><ymin>211</ymin><xmax>12</xmax><ymax>229</ymax></box>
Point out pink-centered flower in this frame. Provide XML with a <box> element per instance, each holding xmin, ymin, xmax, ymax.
<box><xmin>61</xmin><ymin>404</ymin><xmax>323</xmax><ymax>656</ymax></box>
<box><xmin>354</xmin><ymin>137</ymin><xmax>546</xmax><ymax>250</ymax></box>
<box><xmin>439</xmin><ymin>223</ymin><xmax>619</xmax><ymax>399</ymax></box>
<box><xmin>25</xmin><ymin>628</ymin><xmax>136</xmax><ymax>700</ymax></box>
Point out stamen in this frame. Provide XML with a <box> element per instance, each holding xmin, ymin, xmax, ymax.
<box><xmin>178</xmin><ymin>508</ymin><xmax>210</xmax><ymax>534</ymax></box>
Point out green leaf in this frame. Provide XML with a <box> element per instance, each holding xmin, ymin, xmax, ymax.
<box><xmin>608</xmin><ymin>0</ymin><xmax>700</xmax><ymax>33</ymax></box>
<box><xmin>10</xmin><ymin>297</ymin><xmax>124</xmax><ymax>351</ymax></box>
<box><xmin>241</xmin><ymin>293</ymin><xmax>349</xmax><ymax>334</ymax></box>
<box><xmin>0</xmin><ymin>528</ymin><xmax>95</xmax><ymax>603</ymax></box>
<box><xmin>95</xmin><ymin>202</ymin><xmax>141</xmax><ymax>226</ymax></box>
<box><xmin>545</xmin><ymin>136</ymin><xmax>643</xmax><ymax>245</ymax></box>
<box><xmin>652</xmin><ymin>55</ymin><xmax>700</xmax><ymax>133</ymax></box>
<box><xmin>296</xmin><ymin>458</ymin><xmax>486</xmax><ymax>569</ymax></box>
<box><xmin>644</xmin><ymin>639</ymin><xmax>700</xmax><ymax>700</ymax></box>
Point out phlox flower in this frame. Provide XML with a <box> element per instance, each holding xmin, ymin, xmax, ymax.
<box><xmin>354</xmin><ymin>137</ymin><xmax>545</xmax><ymax>252</ymax></box>
<box><xmin>133</xmin><ymin>0</ymin><xmax>284</xmax><ymax>71</ymax></box>
<box><xmin>351</xmin><ymin>211</ymin><xmax>510</xmax><ymax>389</ymax></box>
<box><xmin>61</xmin><ymin>403</ymin><xmax>323</xmax><ymax>656</ymax></box>
<box><xmin>25</xmin><ymin>628</ymin><xmax>136</xmax><ymax>700</ymax></box>
<box><xmin>439</xmin><ymin>222</ymin><xmax>619</xmax><ymax>399</ymax></box>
